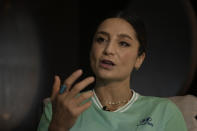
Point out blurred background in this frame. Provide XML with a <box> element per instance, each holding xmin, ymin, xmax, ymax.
<box><xmin>0</xmin><ymin>0</ymin><xmax>196</xmax><ymax>130</ymax></box>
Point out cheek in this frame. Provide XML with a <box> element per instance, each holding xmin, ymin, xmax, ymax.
<box><xmin>90</xmin><ymin>44</ymin><xmax>101</xmax><ymax>67</ymax></box>
<box><xmin>91</xmin><ymin>44</ymin><xmax>102</xmax><ymax>59</ymax></box>
<box><xmin>120</xmin><ymin>50</ymin><xmax>138</xmax><ymax>68</ymax></box>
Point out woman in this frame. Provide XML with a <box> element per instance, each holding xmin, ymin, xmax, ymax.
<box><xmin>38</xmin><ymin>12</ymin><xmax>187</xmax><ymax>131</ymax></box>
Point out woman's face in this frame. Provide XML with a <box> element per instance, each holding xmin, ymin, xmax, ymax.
<box><xmin>90</xmin><ymin>18</ymin><xmax>145</xmax><ymax>81</ymax></box>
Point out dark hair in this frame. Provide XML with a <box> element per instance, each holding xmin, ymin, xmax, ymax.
<box><xmin>102</xmin><ymin>11</ymin><xmax>147</xmax><ymax>56</ymax></box>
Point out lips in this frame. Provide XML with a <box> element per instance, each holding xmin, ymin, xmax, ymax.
<box><xmin>99</xmin><ymin>59</ymin><xmax>115</xmax><ymax>69</ymax></box>
<box><xmin>101</xmin><ymin>59</ymin><xmax>115</xmax><ymax>65</ymax></box>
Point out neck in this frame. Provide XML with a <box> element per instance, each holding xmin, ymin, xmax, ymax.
<box><xmin>94</xmin><ymin>76</ymin><xmax>132</xmax><ymax>108</ymax></box>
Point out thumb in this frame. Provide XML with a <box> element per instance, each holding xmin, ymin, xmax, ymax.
<box><xmin>51</xmin><ymin>75</ymin><xmax>61</xmax><ymax>100</ymax></box>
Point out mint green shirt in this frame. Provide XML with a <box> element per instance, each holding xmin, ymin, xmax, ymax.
<box><xmin>37</xmin><ymin>90</ymin><xmax>187</xmax><ymax>131</ymax></box>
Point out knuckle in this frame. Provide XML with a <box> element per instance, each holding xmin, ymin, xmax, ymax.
<box><xmin>65</xmin><ymin>80</ymin><xmax>71</xmax><ymax>87</ymax></box>
<box><xmin>73</xmin><ymin>72</ymin><xmax>79</xmax><ymax>78</ymax></box>
<box><xmin>57</xmin><ymin>96</ymin><xmax>69</xmax><ymax>105</ymax></box>
<box><xmin>73</xmin><ymin>85</ymin><xmax>81</xmax><ymax>92</ymax></box>
<box><xmin>71</xmin><ymin>110</ymin><xmax>79</xmax><ymax>117</ymax></box>
<box><xmin>82</xmin><ymin>79</ymin><xmax>89</xmax><ymax>84</ymax></box>
<box><xmin>86</xmin><ymin>77</ymin><xmax>94</xmax><ymax>83</ymax></box>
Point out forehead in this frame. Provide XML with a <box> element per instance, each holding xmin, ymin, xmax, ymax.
<box><xmin>96</xmin><ymin>18</ymin><xmax>136</xmax><ymax>38</ymax></box>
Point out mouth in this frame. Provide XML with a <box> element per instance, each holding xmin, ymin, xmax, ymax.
<box><xmin>99</xmin><ymin>59</ymin><xmax>115</xmax><ymax>69</ymax></box>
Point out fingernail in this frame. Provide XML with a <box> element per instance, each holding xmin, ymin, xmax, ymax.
<box><xmin>78</xmin><ymin>69</ymin><xmax>83</xmax><ymax>73</ymax></box>
<box><xmin>90</xmin><ymin>77</ymin><xmax>95</xmax><ymax>81</ymax></box>
<box><xmin>54</xmin><ymin>75</ymin><xmax>57</xmax><ymax>80</ymax></box>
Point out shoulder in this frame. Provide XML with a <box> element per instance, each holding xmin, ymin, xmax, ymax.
<box><xmin>137</xmin><ymin>95</ymin><xmax>185</xmax><ymax>121</ymax></box>
<box><xmin>136</xmin><ymin>94</ymin><xmax>182</xmax><ymax>115</ymax></box>
<box><xmin>137</xmin><ymin>94</ymin><xmax>174</xmax><ymax>107</ymax></box>
<box><xmin>136</xmin><ymin>94</ymin><xmax>187</xmax><ymax>130</ymax></box>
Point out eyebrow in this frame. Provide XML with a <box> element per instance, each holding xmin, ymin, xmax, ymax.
<box><xmin>95</xmin><ymin>31</ymin><xmax>133</xmax><ymax>40</ymax></box>
<box><xmin>118</xmin><ymin>34</ymin><xmax>133</xmax><ymax>40</ymax></box>
<box><xmin>95</xmin><ymin>31</ymin><xmax>110</xmax><ymax>38</ymax></box>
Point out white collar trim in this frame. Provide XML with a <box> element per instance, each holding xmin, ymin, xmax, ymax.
<box><xmin>91</xmin><ymin>89</ymin><xmax>139</xmax><ymax>113</ymax></box>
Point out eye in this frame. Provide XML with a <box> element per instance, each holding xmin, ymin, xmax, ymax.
<box><xmin>119</xmin><ymin>41</ymin><xmax>130</xmax><ymax>47</ymax></box>
<box><xmin>95</xmin><ymin>37</ymin><xmax>106</xmax><ymax>43</ymax></box>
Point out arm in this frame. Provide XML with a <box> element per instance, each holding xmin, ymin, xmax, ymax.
<box><xmin>164</xmin><ymin>101</ymin><xmax>187</xmax><ymax>131</ymax></box>
<box><xmin>37</xmin><ymin>69</ymin><xmax>94</xmax><ymax>131</ymax></box>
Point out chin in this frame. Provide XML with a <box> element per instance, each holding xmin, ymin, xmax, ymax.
<box><xmin>96</xmin><ymin>69</ymin><xmax>130</xmax><ymax>82</ymax></box>
<box><xmin>95</xmin><ymin>70</ymin><xmax>117</xmax><ymax>81</ymax></box>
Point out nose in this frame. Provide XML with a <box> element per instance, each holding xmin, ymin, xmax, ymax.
<box><xmin>103</xmin><ymin>42</ymin><xmax>115</xmax><ymax>56</ymax></box>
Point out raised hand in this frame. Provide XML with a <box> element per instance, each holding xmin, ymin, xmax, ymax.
<box><xmin>49</xmin><ymin>69</ymin><xmax>94</xmax><ymax>131</ymax></box>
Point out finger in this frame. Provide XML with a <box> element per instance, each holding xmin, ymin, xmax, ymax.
<box><xmin>75</xmin><ymin>91</ymin><xmax>93</xmax><ymax>105</ymax></box>
<box><xmin>69</xmin><ymin>77</ymin><xmax>95</xmax><ymax>98</ymax></box>
<box><xmin>75</xmin><ymin>101</ymin><xmax>92</xmax><ymax>115</ymax></box>
<box><xmin>51</xmin><ymin>75</ymin><xmax>61</xmax><ymax>100</ymax></box>
<box><xmin>63</xmin><ymin>69</ymin><xmax>83</xmax><ymax>92</ymax></box>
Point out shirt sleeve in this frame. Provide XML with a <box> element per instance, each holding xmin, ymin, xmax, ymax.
<box><xmin>163</xmin><ymin>100</ymin><xmax>188</xmax><ymax>131</ymax></box>
<box><xmin>37</xmin><ymin>101</ymin><xmax>53</xmax><ymax>131</ymax></box>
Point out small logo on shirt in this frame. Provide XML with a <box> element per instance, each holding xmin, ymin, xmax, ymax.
<box><xmin>137</xmin><ymin>117</ymin><xmax>153</xmax><ymax>127</ymax></box>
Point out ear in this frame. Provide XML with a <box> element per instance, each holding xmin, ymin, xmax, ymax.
<box><xmin>134</xmin><ymin>53</ymin><xmax>146</xmax><ymax>70</ymax></box>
